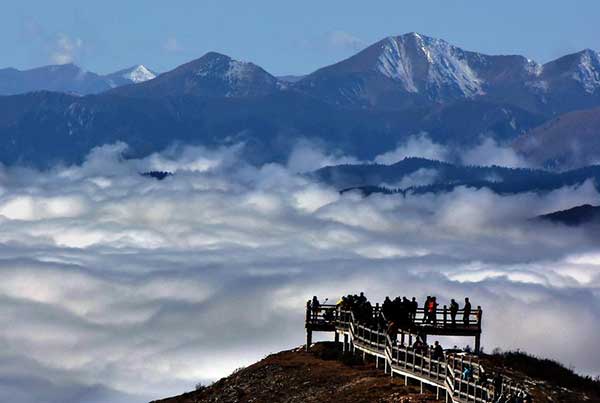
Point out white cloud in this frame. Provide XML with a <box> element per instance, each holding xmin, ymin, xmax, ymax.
<box><xmin>0</xmin><ymin>143</ymin><xmax>599</xmax><ymax>403</ymax></box>
<box><xmin>287</xmin><ymin>139</ymin><xmax>360</xmax><ymax>173</ymax></box>
<box><xmin>374</xmin><ymin>133</ymin><xmax>450</xmax><ymax>164</ymax></box>
<box><xmin>374</xmin><ymin>133</ymin><xmax>534</xmax><ymax>168</ymax></box>
<box><xmin>380</xmin><ymin>168</ymin><xmax>439</xmax><ymax>189</ymax></box>
<box><xmin>51</xmin><ymin>33</ymin><xmax>83</xmax><ymax>65</ymax></box>
<box><xmin>462</xmin><ymin>137</ymin><xmax>532</xmax><ymax>168</ymax></box>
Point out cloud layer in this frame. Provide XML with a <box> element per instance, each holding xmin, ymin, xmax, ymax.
<box><xmin>0</xmin><ymin>143</ymin><xmax>599</xmax><ymax>403</ymax></box>
<box><xmin>374</xmin><ymin>133</ymin><xmax>533</xmax><ymax>168</ymax></box>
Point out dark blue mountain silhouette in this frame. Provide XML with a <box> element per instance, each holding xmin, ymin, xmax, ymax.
<box><xmin>313</xmin><ymin>157</ymin><xmax>600</xmax><ymax>196</ymax></box>
<box><xmin>538</xmin><ymin>204</ymin><xmax>600</xmax><ymax>226</ymax></box>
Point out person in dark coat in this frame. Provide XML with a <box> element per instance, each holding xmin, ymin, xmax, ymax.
<box><xmin>493</xmin><ymin>372</ymin><xmax>503</xmax><ymax>400</ymax></box>
<box><xmin>382</xmin><ymin>296</ymin><xmax>393</xmax><ymax>320</ymax></box>
<box><xmin>463</xmin><ymin>297</ymin><xmax>472</xmax><ymax>325</ymax></box>
<box><xmin>432</xmin><ymin>341</ymin><xmax>444</xmax><ymax>361</ymax></box>
<box><xmin>311</xmin><ymin>296</ymin><xmax>320</xmax><ymax>320</ymax></box>
<box><xmin>450</xmin><ymin>298</ymin><xmax>459</xmax><ymax>326</ymax></box>
<box><xmin>363</xmin><ymin>301</ymin><xmax>373</xmax><ymax>324</ymax></box>
<box><xmin>387</xmin><ymin>320</ymin><xmax>398</xmax><ymax>344</ymax></box>
<box><xmin>410</xmin><ymin>297</ymin><xmax>418</xmax><ymax>323</ymax></box>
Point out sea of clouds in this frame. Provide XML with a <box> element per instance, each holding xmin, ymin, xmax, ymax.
<box><xmin>0</xmin><ymin>138</ymin><xmax>599</xmax><ymax>403</ymax></box>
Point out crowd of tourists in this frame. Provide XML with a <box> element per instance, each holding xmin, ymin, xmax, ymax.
<box><xmin>309</xmin><ymin>293</ymin><xmax>530</xmax><ymax>402</ymax></box>
<box><xmin>331</xmin><ymin>293</ymin><xmax>474</xmax><ymax>329</ymax></box>
<box><xmin>331</xmin><ymin>293</ymin><xmax>476</xmax><ymax>361</ymax></box>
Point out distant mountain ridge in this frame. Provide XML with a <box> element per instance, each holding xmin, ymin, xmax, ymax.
<box><xmin>110</xmin><ymin>52</ymin><xmax>279</xmax><ymax>98</ymax></box>
<box><xmin>294</xmin><ymin>33</ymin><xmax>600</xmax><ymax>114</ymax></box>
<box><xmin>0</xmin><ymin>63</ymin><xmax>156</xmax><ymax>95</ymax></box>
<box><xmin>0</xmin><ymin>32</ymin><xmax>599</xmax><ymax>167</ymax></box>
<box><xmin>311</xmin><ymin>157</ymin><xmax>600</xmax><ymax>196</ymax></box>
<box><xmin>4</xmin><ymin>33</ymin><xmax>599</xmax><ymax>109</ymax></box>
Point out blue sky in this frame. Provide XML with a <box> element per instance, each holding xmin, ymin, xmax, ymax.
<box><xmin>2</xmin><ymin>0</ymin><xmax>599</xmax><ymax>75</ymax></box>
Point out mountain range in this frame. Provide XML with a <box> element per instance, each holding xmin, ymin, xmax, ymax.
<box><xmin>295</xmin><ymin>33</ymin><xmax>600</xmax><ymax>115</ymax></box>
<box><xmin>0</xmin><ymin>32</ymin><xmax>599</xmax><ymax>168</ymax></box>
<box><xmin>310</xmin><ymin>157</ymin><xmax>600</xmax><ymax>196</ymax></box>
<box><xmin>0</xmin><ymin>63</ymin><xmax>156</xmax><ymax>95</ymax></box>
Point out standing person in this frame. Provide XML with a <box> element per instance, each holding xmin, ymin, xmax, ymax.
<box><xmin>493</xmin><ymin>372</ymin><xmax>503</xmax><ymax>401</ymax></box>
<box><xmin>311</xmin><ymin>296</ymin><xmax>320</xmax><ymax>321</ymax></box>
<box><xmin>410</xmin><ymin>297</ymin><xmax>418</xmax><ymax>324</ymax></box>
<box><xmin>462</xmin><ymin>365</ymin><xmax>473</xmax><ymax>381</ymax></box>
<box><xmin>450</xmin><ymin>298</ymin><xmax>459</xmax><ymax>326</ymax></box>
<box><xmin>387</xmin><ymin>320</ymin><xmax>398</xmax><ymax>344</ymax></box>
<box><xmin>402</xmin><ymin>296</ymin><xmax>410</xmax><ymax>312</ymax></box>
<box><xmin>432</xmin><ymin>341</ymin><xmax>444</xmax><ymax>361</ymax></box>
<box><xmin>413</xmin><ymin>336</ymin><xmax>425</xmax><ymax>355</ymax></box>
<box><xmin>463</xmin><ymin>297</ymin><xmax>472</xmax><ymax>326</ymax></box>
<box><xmin>427</xmin><ymin>297</ymin><xmax>438</xmax><ymax>325</ymax></box>
<box><xmin>363</xmin><ymin>300</ymin><xmax>373</xmax><ymax>325</ymax></box>
<box><xmin>382</xmin><ymin>296</ymin><xmax>393</xmax><ymax>320</ymax></box>
<box><xmin>398</xmin><ymin>297</ymin><xmax>410</xmax><ymax>328</ymax></box>
<box><xmin>392</xmin><ymin>296</ymin><xmax>402</xmax><ymax>322</ymax></box>
<box><xmin>423</xmin><ymin>296</ymin><xmax>431</xmax><ymax>323</ymax></box>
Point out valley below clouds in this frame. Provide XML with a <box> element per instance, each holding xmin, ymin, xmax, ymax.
<box><xmin>0</xmin><ymin>142</ymin><xmax>599</xmax><ymax>403</ymax></box>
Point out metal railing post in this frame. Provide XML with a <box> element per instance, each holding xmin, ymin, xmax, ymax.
<box><xmin>443</xmin><ymin>305</ymin><xmax>447</xmax><ymax>326</ymax></box>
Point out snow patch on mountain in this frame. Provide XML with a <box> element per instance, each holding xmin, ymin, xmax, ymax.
<box><xmin>225</xmin><ymin>60</ymin><xmax>252</xmax><ymax>82</ymax></box>
<box><xmin>375</xmin><ymin>33</ymin><xmax>483</xmax><ymax>97</ymax></box>
<box><xmin>103</xmin><ymin>65</ymin><xmax>157</xmax><ymax>88</ymax></box>
<box><xmin>124</xmin><ymin>65</ymin><xmax>156</xmax><ymax>83</ymax></box>
<box><xmin>572</xmin><ymin>50</ymin><xmax>600</xmax><ymax>93</ymax></box>
<box><xmin>377</xmin><ymin>37</ymin><xmax>418</xmax><ymax>92</ymax></box>
<box><xmin>186</xmin><ymin>53</ymin><xmax>277</xmax><ymax>97</ymax></box>
<box><xmin>525</xmin><ymin>58</ymin><xmax>543</xmax><ymax>76</ymax></box>
<box><xmin>194</xmin><ymin>54</ymin><xmax>253</xmax><ymax>82</ymax></box>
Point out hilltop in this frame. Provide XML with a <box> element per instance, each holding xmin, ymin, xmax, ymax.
<box><xmin>151</xmin><ymin>342</ymin><xmax>599</xmax><ymax>403</ymax></box>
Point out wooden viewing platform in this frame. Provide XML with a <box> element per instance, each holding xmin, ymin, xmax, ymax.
<box><xmin>305</xmin><ymin>299</ymin><xmax>531</xmax><ymax>403</ymax></box>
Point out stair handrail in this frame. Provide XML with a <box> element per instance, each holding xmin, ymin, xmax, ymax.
<box><xmin>337</xmin><ymin>304</ymin><xmax>530</xmax><ymax>402</ymax></box>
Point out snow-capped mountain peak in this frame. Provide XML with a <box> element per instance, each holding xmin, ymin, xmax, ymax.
<box><xmin>124</xmin><ymin>65</ymin><xmax>156</xmax><ymax>83</ymax></box>
<box><xmin>375</xmin><ymin>33</ymin><xmax>483</xmax><ymax>98</ymax></box>
<box><xmin>193</xmin><ymin>53</ymin><xmax>254</xmax><ymax>83</ymax></box>
<box><xmin>103</xmin><ymin>65</ymin><xmax>157</xmax><ymax>88</ymax></box>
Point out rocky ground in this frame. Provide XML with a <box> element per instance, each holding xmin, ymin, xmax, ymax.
<box><xmin>152</xmin><ymin>342</ymin><xmax>599</xmax><ymax>403</ymax></box>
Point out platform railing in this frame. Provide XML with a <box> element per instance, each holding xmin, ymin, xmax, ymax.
<box><xmin>306</xmin><ymin>303</ymin><xmax>482</xmax><ymax>333</ymax></box>
<box><xmin>305</xmin><ymin>303</ymin><xmax>339</xmax><ymax>327</ymax></box>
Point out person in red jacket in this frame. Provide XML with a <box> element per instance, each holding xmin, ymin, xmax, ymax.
<box><xmin>428</xmin><ymin>296</ymin><xmax>438</xmax><ymax>325</ymax></box>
